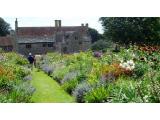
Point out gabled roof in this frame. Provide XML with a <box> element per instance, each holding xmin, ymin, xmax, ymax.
<box><xmin>17</xmin><ymin>27</ymin><xmax>56</xmax><ymax>36</ymax></box>
<box><xmin>17</xmin><ymin>26</ymin><xmax>87</xmax><ymax>36</ymax></box>
<box><xmin>0</xmin><ymin>36</ymin><xmax>13</xmax><ymax>46</ymax></box>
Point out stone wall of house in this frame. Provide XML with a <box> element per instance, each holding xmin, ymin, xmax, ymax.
<box><xmin>14</xmin><ymin>28</ymin><xmax>91</xmax><ymax>55</ymax></box>
<box><xmin>16</xmin><ymin>36</ymin><xmax>55</xmax><ymax>56</ymax></box>
<box><xmin>55</xmin><ymin>31</ymin><xmax>91</xmax><ymax>53</ymax></box>
<box><xmin>12</xmin><ymin>19</ymin><xmax>92</xmax><ymax>55</ymax></box>
<box><xmin>18</xmin><ymin>42</ymin><xmax>56</xmax><ymax>56</ymax></box>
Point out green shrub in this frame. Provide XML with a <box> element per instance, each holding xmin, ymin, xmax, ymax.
<box><xmin>0</xmin><ymin>76</ymin><xmax>14</xmax><ymax>91</ymax></box>
<box><xmin>15</xmin><ymin>56</ymin><xmax>28</xmax><ymax>65</ymax></box>
<box><xmin>91</xmin><ymin>39</ymin><xmax>110</xmax><ymax>52</ymax></box>
<box><xmin>84</xmin><ymin>86</ymin><xmax>109</xmax><ymax>103</ymax></box>
<box><xmin>73</xmin><ymin>82</ymin><xmax>91</xmax><ymax>103</ymax></box>
<box><xmin>62</xmin><ymin>79</ymin><xmax>78</xmax><ymax>94</ymax></box>
<box><xmin>8</xmin><ymin>82</ymin><xmax>35</xmax><ymax>103</ymax></box>
<box><xmin>136</xmin><ymin>72</ymin><xmax>160</xmax><ymax>103</ymax></box>
<box><xmin>0</xmin><ymin>52</ymin><xmax>34</xmax><ymax>103</ymax></box>
<box><xmin>108</xmin><ymin>77</ymin><xmax>141</xmax><ymax>103</ymax></box>
<box><xmin>133</xmin><ymin>62</ymin><xmax>148</xmax><ymax>78</ymax></box>
<box><xmin>0</xmin><ymin>94</ymin><xmax>12</xmax><ymax>103</ymax></box>
<box><xmin>52</xmin><ymin>67</ymin><xmax>69</xmax><ymax>83</ymax></box>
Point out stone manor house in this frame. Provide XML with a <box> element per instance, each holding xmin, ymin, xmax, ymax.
<box><xmin>0</xmin><ymin>19</ymin><xmax>91</xmax><ymax>56</ymax></box>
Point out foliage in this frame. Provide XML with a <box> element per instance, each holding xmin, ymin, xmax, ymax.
<box><xmin>0</xmin><ymin>52</ymin><xmax>34</xmax><ymax>103</ymax></box>
<box><xmin>38</xmin><ymin>44</ymin><xmax>160</xmax><ymax>103</ymax></box>
<box><xmin>99</xmin><ymin>17</ymin><xmax>160</xmax><ymax>45</ymax></box>
<box><xmin>91</xmin><ymin>39</ymin><xmax>109</xmax><ymax>52</ymax></box>
<box><xmin>88</xmin><ymin>28</ymin><xmax>102</xmax><ymax>43</ymax></box>
<box><xmin>84</xmin><ymin>85</ymin><xmax>109</xmax><ymax>103</ymax></box>
<box><xmin>133</xmin><ymin>62</ymin><xmax>148</xmax><ymax>78</ymax></box>
<box><xmin>72</xmin><ymin>82</ymin><xmax>91</xmax><ymax>103</ymax></box>
<box><xmin>62</xmin><ymin>79</ymin><xmax>79</xmax><ymax>94</ymax></box>
<box><xmin>41</xmin><ymin>64</ymin><xmax>54</xmax><ymax>76</ymax></box>
<box><xmin>0</xmin><ymin>17</ymin><xmax>10</xmax><ymax>36</ymax></box>
<box><xmin>108</xmin><ymin>77</ymin><xmax>140</xmax><ymax>103</ymax></box>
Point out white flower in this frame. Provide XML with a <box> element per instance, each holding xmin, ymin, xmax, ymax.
<box><xmin>119</xmin><ymin>63</ymin><xmax>123</xmax><ymax>67</ymax></box>
<box><xmin>130</xmin><ymin>65</ymin><xmax>135</xmax><ymax>70</ymax></box>
<box><xmin>127</xmin><ymin>60</ymin><xmax>134</xmax><ymax>66</ymax></box>
<box><xmin>120</xmin><ymin>59</ymin><xmax>123</xmax><ymax>63</ymax></box>
<box><xmin>123</xmin><ymin>63</ymin><xmax>128</xmax><ymax>68</ymax></box>
<box><xmin>119</xmin><ymin>59</ymin><xmax>135</xmax><ymax>71</ymax></box>
<box><xmin>132</xmin><ymin>53</ymin><xmax>136</xmax><ymax>58</ymax></box>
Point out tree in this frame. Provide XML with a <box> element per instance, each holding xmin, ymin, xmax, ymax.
<box><xmin>91</xmin><ymin>39</ymin><xmax>111</xmax><ymax>52</ymax></box>
<box><xmin>99</xmin><ymin>17</ymin><xmax>160</xmax><ymax>45</ymax></box>
<box><xmin>88</xmin><ymin>28</ymin><xmax>102</xmax><ymax>43</ymax></box>
<box><xmin>0</xmin><ymin>17</ymin><xmax>10</xmax><ymax>36</ymax></box>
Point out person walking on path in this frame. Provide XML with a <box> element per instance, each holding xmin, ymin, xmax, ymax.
<box><xmin>27</xmin><ymin>53</ymin><xmax>34</xmax><ymax>69</ymax></box>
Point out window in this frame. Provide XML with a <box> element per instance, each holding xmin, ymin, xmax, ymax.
<box><xmin>43</xmin><ymin>43</ymin><xmax>47</xmax><ymax>47</ymax></box>
<box><xmin>48</xmin><ymin>43</ymin><xmax>53</xmax><ymax>47</ymax></box>
<box><xmin>26</xmin><ymin>44</ymin><xmax>31</xmax><ymax>48</ymax></box>
<box><xmin>75</xmin><ymin>36</ymin><xmax>78</xmax><ymax>40</ymax></box>
<box><xmin>65</xmin><ymin>35</ymin><xmax>69</xmax><ymax>39</ymax></box>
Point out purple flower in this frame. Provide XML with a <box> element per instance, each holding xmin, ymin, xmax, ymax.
<box><xmin>93</xmin><ymin>51</ymin><xmax>103</xmax><ymax>58</ymax></box>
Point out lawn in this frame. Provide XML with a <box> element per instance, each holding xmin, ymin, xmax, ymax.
<box><xmin>31</xmin><ymin>69</ymin><xmax>75</xmax><ymax>103</ymax></box>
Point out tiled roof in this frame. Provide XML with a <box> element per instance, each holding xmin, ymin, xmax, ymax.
<box><xmin>17</xmin><ymin>26</ymin><xmax>87</xmax><ymax>36</ymax></box>
<box><xmin>17</xmin><ymin>27</ymin><xmax>56</xmax><ymax>36</ymax></box>
<box><xmin>18</xmin><ymin>36</ymin><xmax>55</xmax><ymax>44</ymax></box>
<box><xmin>0</xmin><ymin>36</ymin><xmax>13</xmax><ymax>46</ymax></box>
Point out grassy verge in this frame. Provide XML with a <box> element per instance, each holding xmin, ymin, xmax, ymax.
<box><xmin>31</xmin><ymin>69</ymin><xmax>75</xmax><ymax>103</ymax></box>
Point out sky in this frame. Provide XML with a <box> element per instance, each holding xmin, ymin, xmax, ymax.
<box><xmin>3</xmin><ymin>17</ymin><xmax>103</xmax><ymax>33</ymax></box>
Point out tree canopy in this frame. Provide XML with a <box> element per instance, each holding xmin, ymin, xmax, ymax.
<box><xmin>0</xmin><ymin>17</ymin><xmax>10</xmax><ymax>36</ymax></box>
<box><xmin>99</xmin><ymin>17</ymin><xmax>160</xmax><ymax>45</ymax></box>
<box><xmin>88</xmin><ymin>28</ymin><xmax>102</xmax><ymax>43</ymax></box>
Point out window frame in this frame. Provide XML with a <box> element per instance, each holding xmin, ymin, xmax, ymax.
<box><xmin>42</xmin><ymin>43</ymin><xmax>47</xmax><ymax>47</ymax></box>
<box><xmin>26</xmin><ymin>44</ymin><xmax>31</xmax><ymax>49</ymax></box>
<box><xmin>48</xmin><ymin>43</ymin><xmax>54</xmax><ymax>47</ymax></box>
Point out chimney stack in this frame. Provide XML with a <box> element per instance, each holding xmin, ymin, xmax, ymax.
<box><xmin>55</xmin><ymin>20</ymin><xmax>58</xmax><ymax>27</ymax></box>
<box><xmin>81</xmin><ymin>23</ymin><xmax>84</xmax><ymax>26</ymax></box>
<box><xmin>15</xmin><ymin>18</ymin><xmax>18</xmax><ymax>32</ymax></box>
<box><xmin>85</xmin><ymin>23</ymin><xmax>88</xmax><ymax>27</ymax></box>
<box><xmin>59</xmin><ymin>20</ymin><xmax>61</xmax><ymax>27</ymax></box>
<box><xmin>55</xmin><ymin>20</ymin><xmax>61</xmax><ymax>27</ymax></box>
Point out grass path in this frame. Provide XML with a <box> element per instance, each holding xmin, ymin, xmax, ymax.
<box><xmin>31</xmin><ymin>69</ymin><xmax>75</xmax><ymax>103</ymax></box>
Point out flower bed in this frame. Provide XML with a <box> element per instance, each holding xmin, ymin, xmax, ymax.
<box><xmin>0</xmin><ymin>52</ymin><xmax>34</xmax><ymax>103</ymax></box>
<box><xmin>38</xmin><ymin>46</ymin><xmax>160</xmax><ymax>103</ymax></box>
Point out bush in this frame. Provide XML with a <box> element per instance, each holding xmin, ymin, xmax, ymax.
<box><xmin>136</xmin><ymin>72</ymin><xmax>160</xmax><ymax>103</ymax></box>
<box><xmin>41</xmin><ymin>64</ymin><xmax>54</xmax><ymax>76</ymax></box>
<box><xmin>84</xmin><ymin>86</ymin><xmax>109</xmax><ymax>103</ymax></box>
<box><xmin>61</xmin><ymin>71</ymin><xmax>79</xmax><ymax>84</ymax></box>
<box><xmin>108</xmin><ymin>77</ymin><xmax>141</xmax><ymax>103</ymax></box>
<box><xmin>15</xmin><ymin>56</ymin><xmax>28</xmax><ymax>65</ymax></box>
<box><xmin>91</xmin><ymin>40</ymin><xmax>109</xmax><ymax>52</ymax></box>
<box><xmin>9</xmin><ymin>82</ymin><xmax>35</xmax><ymax>103</ymax></box>
<box><xmin>133</xmin><ymin>62</ymin><xmax>148</xmax><ymax>78</ymax></box>
<box><xmin>52</xmin><ymin>66</ymin><xmax>69</xmax><ymax>83</ymax></box>
<box><xmin>73</xmin><ymin>82</ymin><xmax>91</xmax><ymax>103</ymax></box>
<box><xmin>62</xmin><ymin>79</ymin><xmax>79</xmax><ymax>94</ymax></box>
<box><xmin>0</xmin><ymin>52</ymin><xmax>34</xmax><ymax>103</ymax></box>
<box><xmin>0</xmin><ymin>76</ymin><xmax>14</xmax><ymax>92</ymax></box>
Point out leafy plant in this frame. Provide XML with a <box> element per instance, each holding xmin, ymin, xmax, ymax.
<box><xmin>62</xmin><ymin>79</ymin><xmax>79</xmax><ymax>94</ymax></box>
<box><xmin>73</xmin><ymin>82</ymin><xmax>91</xmax><ymax>103</ymax></box>
<box><xmin>84</xmin><ymin>85</ymin><xmax>109</xmax><ymax>103</ymax></box>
